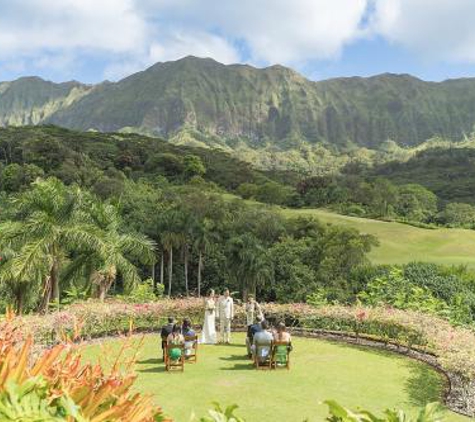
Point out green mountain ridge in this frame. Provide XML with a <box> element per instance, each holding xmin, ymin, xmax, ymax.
<box><xmin>1</xmin><ymin>56</ymin><xmax>475</xmax><ymax>153</ymax></box>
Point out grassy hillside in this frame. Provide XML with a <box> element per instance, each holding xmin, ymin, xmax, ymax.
<box><xmin>282</xmin><ymin>208</ymin><xmax>475</xmax><ymax>268</ymax></box>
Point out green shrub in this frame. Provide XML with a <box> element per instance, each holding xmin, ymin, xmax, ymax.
<box><xmin>118</xmin><ymin>279</ymin><xmax>163</xmax><ymax>303</ymax></box>
<box><xmin>199</xmin><ymin>403</ymin><xmax>245</xmax><ymax>422</ymax></box>
<box><xmin>324</xmin><ymin>400</ymin><xmax>444</xmax><ymax>422</ymax></box>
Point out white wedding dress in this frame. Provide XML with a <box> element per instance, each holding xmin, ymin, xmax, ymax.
<box><xmin>200</xmin><ymin>298</ymin><xmax>217</xmax><ymax>344</ymax></box>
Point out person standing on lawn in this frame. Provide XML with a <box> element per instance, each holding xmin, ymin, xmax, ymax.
<box><xmin>218</xmin><ymin>288</ymin><xmax>234</xmax><ymax>344</ymax></box>
<box><xmin>245</xmin><ymin>294</ymin><xmax>263</xmax><ymax>327</ymax></box>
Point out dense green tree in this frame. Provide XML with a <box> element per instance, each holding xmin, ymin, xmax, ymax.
<box><xmin>370</xmin><ymin>178</ymin><xmax>398</xmax><ymax>217</ymax></box>
<box><xmin>441</xmin><ymin>202</ymin><xmax>475</xmax><ymax>227</ymax></box>
<box><xmin>396</xmin><ymin>184</ymin><xmax>438</xmax><ymax>222</ymax></box>
<box><xmin>78</xmin><ymin>201</ymin><xmax>155</xmax><ymax>301</ymax></box>
<box><xmin>270</xmin><ymin>237</ymin><xmax>317</xmax><ymax>302</ymax></box>
<box><xmin>236</xmin><ymin>183</ymin><xmax>259</xmax><ymax>200</ymax></box>
<box><xmin>0</xmin><ymin>163</ymin><xmax>44</xmax><ymax>192</ymax></box>
<box><xmin>159</xmin><ymin>209</ymin><xmax>186</xmax><ymax>297</ymax></box>
<box><xmin>226</xmin><ymin>233</ymin><xmax>272</xmax><ymax>300</ymax></box>
<box><xmin>183</xmin><ymin>154</ymin><xmax>206</xmax><ymax>180</ymax></box>
<box><xmin>0</xmin><ymin>179</ymin><xmax>104</xmax><ymax>310</ymax></box>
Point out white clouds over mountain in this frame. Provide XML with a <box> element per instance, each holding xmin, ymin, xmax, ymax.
<box><xmin>0</xmin><ymin>0</ymin><xmax>146</xmax><ymax>55</ymax></box>
<box><xmin>0</xmin><ymin>0</ymin><xmax>474</xmax><ymax>80</ymax></box>
<box><xmin>371</xmin><ymin>0</ymin><xmax>475</xmax><ymax>62</ymax></box>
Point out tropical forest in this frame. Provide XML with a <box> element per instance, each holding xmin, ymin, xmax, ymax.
<box><xmin>2</xmin><ymin>3</ymin><xmax>475</xmax><ymax>421</ymax></box>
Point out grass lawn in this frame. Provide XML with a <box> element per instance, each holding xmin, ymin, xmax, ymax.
<box><xmin>82</xmin><ymin>333</ymin><xmax>468</xmax><ymax>422</ymax></box>
<box><xmin>282</xmin><ymin>208</ymin><xmax>475</xmax><ymax>268</ymax></box>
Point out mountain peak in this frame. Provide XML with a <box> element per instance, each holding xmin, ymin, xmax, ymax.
<box><xmin>2</xmin><ymin>58</ymin><xmax>475</xmax><ymax>150</ymax></box>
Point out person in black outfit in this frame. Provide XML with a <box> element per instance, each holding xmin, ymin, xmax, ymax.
<box><xmin>246</xmin><ymin>314</ymin><xmax>264</xmax><ymax>358</ymax></box>
<box><xmin>160</xmin><ymin>317</ymin><xmax>175</xmax><ymax>360</ymax></box>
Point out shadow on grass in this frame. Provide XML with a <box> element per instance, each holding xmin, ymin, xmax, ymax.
<box><xmin>218</xmin><ymin>354</ymin><xmax>254</xmax><ymax>371</ymax></box>
<box><xmin>137</xmin><ymin>366</ymin><xmax>167</xmax><ymax>374</ymax></box>
<box><xmin>219</xmin><ymin>354</ymin><xmax>247</xmax><ymax>362</ymax></box>
<box><xmin>137</xmin><ymin>358</ymin><xmax>162</xmax><ymax>365</ymax></box>
<box><xmin>136</xmin><ymin>357</ymin><xmax>167</xmax><ymax>373</ymax></box>
<box><xmin>403</xmin><ymin>361</ymin><xmax>445</xmax><ymax>407</ymax></box>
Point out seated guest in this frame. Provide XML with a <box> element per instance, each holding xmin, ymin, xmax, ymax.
<box><xmin>246</xmin><ymin>314</ymin><xmax>263</xmax><ymax>358</ymax></box>
<box><xmin>160</xmin><ymin>317</ymin><xmax>175</xmax><ymax>359</ymax></box>
<box><xmin>273</xmin><ymin>322</ymin><xmax>292</xmax><ymax>366</ymax></box>
<box><xmin>182</xmin><ymin>318</ymin><xmax>196</xmax><ymax>356</ymax></box>
<box><xmin>167</xmin><ymin>324</ymin><xmax>184</xmax><ymax>361</ymax></box>
<box><xmin>252</xmin><ymin>320</ymin><xmax>273</xmax><ymax>363</ymax></box>
<box><xmin>273</xmin><ymin>321</ymin><xmax>291</xmax><ymax>343</ymax></box>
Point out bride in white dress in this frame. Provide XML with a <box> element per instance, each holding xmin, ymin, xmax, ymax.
<box><xmin>201</xmin><ymin>289</ymin><xmax>217</xmax><ymax>344</ymax></box>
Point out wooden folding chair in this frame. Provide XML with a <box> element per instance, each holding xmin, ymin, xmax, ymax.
<box><xmin>271</xmin><ymin>341</ymin><xmax>291</xmax><ymax>370</ymax></box>
<box><xmin>254</xmin><ymin>342</ymin><xmax>273</xmax><ymax>370</ymax></box>
<box><xmin>165</xmin><ymin>344</ymin><xmax>185</xmax><ymax>372</ymax></box>
<box><xmin>184</xmin><ymin>335</ymin><xmax>198</xmax><ymax>363</ymax></box>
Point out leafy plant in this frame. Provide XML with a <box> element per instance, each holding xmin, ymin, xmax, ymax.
<box><xmin>199</xmin><ymin>403</ymin><xmax>245</xmax><ymax>422</ymax></box>
<box><xmin>119</xmin><ymin>279</ymin><xmax>162</xmax><ymax>303</ymax></box>
<box><xmin>0</xmin><ymin>318</ymin><xmax>168</xmax><ymax>422</ymax></box>
<box><xmin>325</xmin><ymin>400</ymin><xmax>445</xmax><ymax>422</ymax></box>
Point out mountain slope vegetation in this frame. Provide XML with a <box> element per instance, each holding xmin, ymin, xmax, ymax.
<box><xmin>0</xmin><ymin>125</ymin><xmax>277</xmax><ymax>195</ymax></box>
<box><xmin>1</xmin><ymin>57</ymin><xmax>475</xmax><ymax>152</ymax></box>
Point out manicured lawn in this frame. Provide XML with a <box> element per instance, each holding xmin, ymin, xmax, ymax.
<box><xmin>282</xmin><ymin>208</ymin><xmax>475</xmax><ymax>268</ymax></box>
<box><xmin>82</xmin><ymin>333</ymin><xmax>468</xmax><ymax>422</ymax></box>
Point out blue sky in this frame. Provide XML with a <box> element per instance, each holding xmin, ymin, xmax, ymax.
<box><xmin>1</xmin><ymin>0</ymin><xmax>475</xmax><ymax>84</ymax></box>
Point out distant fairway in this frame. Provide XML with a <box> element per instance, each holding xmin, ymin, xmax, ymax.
<box><xmin>282</xmin><ymin>208</ymin><xmax>475</xmax><ymax>268</ymax></box>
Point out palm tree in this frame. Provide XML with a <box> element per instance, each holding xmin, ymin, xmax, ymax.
<box><xmin>0</xmin><ymin>247</ymin><xmax>40</xmax><ymax>314</ymax></box>
<box><xmin>179</xmin><ymin>211</ymin><xmax>197</xmax><ymax>297</ymax></box>
<box><xmin>192</xmin><ymin>219</ymin><xmax>219</xmax><ymax>297</ymax></box>
<box><xmin>0</xmin><ymin>178</ymin><xmax>105</xmax><ymax>311</ymax></box>
<box><xmin>160</xmin><ymin>209</ymin><xmax>185</xmax><ymax>298</ymax></box>
<box><xmin>85</xmin><ymin>202</ymin><xmax>156</xmax><ymax>301</ymax></box>
<box><xmin>226</xmin><ymin>233</ymin><xmax>272</xmax><ymax>300</ymax></box>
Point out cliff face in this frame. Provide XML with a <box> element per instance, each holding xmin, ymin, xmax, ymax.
<box><xmin>2</xmin><ymin>56</ymin><xmax>475</xmax><ymax>149</ymax></box>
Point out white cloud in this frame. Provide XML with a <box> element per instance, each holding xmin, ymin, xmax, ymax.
<box><xmin>1</xmin><ymin>0</ymin><xmax>475</xmax><ymax>81</ymax></box>
<box><xmin>148</xmin><ymin>31</ymin><xmax>239</xmax><ymax>64</ymax></box>
<box><xmin>138</xmin><ymin>0</ymin><xmax>369</xmax><ymax>64</ymax></box>
<box><xmin>0</xmin><ymin>0</ymin><xmax>146</xmax><ymax>56</ymax></box>
<box><xmin>212</xmin><ymin>0</ymin><xmax>368</xmax><ymax>63</ymax></box>
<box><xmin>103</xmin><ymin>30</ymin><xmax>239</xmax><ymax>80</ymax></box>
<box><xmin>370</xmin><ymin>0</ymin><xmax>475</xmax><ymax>62</ymax></box>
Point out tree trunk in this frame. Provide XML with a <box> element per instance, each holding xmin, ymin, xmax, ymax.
<box><xmin>242</xmin><ymin>287</ymin><xmax>249</xmax><ymax>303</ymax></box>
<box><xmin>160</xmin><ymin>251</ymin><xmax>164</xmax><ymax>285</ymax></box>
<box><xmin>184</xmin><ymin>246</ymin><xmax>189</xmax><ymax>297</ymax></box>
<box><xmin>50</xmin><ymin>255</ymin><xmax>60</xmax><ymax>308</ymax></box>
<box><xmin>98</xmin><ymin>283</ymin><xmax>108</xmax><ymax>302</ymax></box>
<box><xmin>152</xmin><ymin>262</ymin><xmax>156</xmax><ymax>290</ymax></box>
<box><xmin>197</xmin><ymin>250</ymin><xmax>203</xmax><ymax>298</ymax></box>
<box><xmin>168</xmin><ymin>248</ymin><xmax>173</xmax><ymax>298</ymax></box>
<box><xmin>15</xmin><ymin>289</ymin><xmax>24</xmax><ymax>315</ymax></box>
<box><xmin>39</xmin><ymin>275</ymin><xmax>52</xmax><ymax>313</ymax></box>
<box><xmin>101</xmin><ymin>266</ymin><xmax>116</xmax><ymax>301</ymax></box>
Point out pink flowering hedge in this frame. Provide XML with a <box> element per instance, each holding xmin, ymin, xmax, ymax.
<box><xmin>13</xmin><ymin>300</ymin><xmax>475</xmax><ymax>394</ymax></box>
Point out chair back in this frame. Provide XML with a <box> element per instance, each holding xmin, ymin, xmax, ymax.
<box><xmin>271</xmin><ymin>341</ymin><xmax>291</xmax><ymax>370</ymax></box>
<box><xmin>254</xmin><ymin>341</ymin><xmax>273</xmax><ymax>370</ymax></box>
<box><xmin>184</xmin><ymin>334</ymin><xmax>199</xmax><ymax>363</ymax></box>
<box><xmin>165</xmin><ymin>343</ymin><xmax>185</xmax><ymax>372</ymax></box>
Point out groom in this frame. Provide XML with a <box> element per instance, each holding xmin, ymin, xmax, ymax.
<box><xmin>218</xmin><ymin>288</ymin><xmax>234</xmax><ymax>344</ymax></box>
